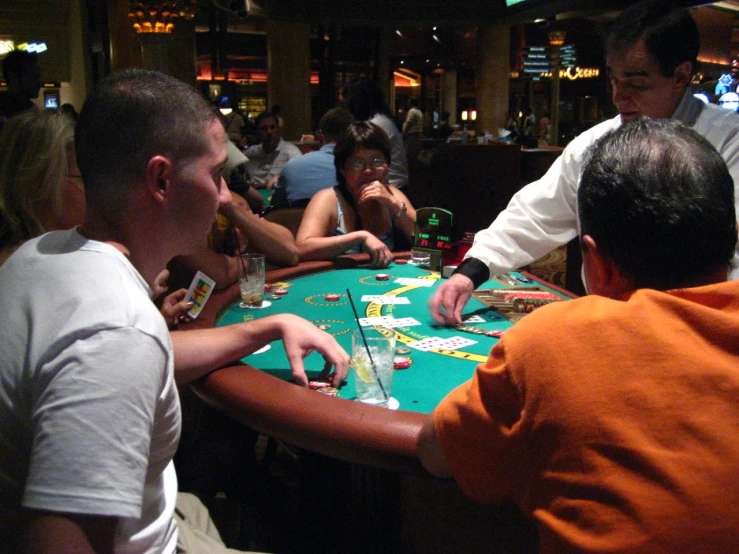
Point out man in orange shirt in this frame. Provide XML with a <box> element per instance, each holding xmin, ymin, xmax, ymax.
<box><xmin>418</xmin><ymin>118</ymin><xmax>739</xmax><ymax>553</ymax></box>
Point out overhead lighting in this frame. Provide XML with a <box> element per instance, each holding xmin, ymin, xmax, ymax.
<box><xmin>432</xmin><ymin>34</ymin><xmax>442</xmax><ymax>45</ymax></box>
<box><xmin>128</xmin><ymin>1</ymin><xmax>198</xmax><ymax>34</ymax></box>
<box><xmin>396</xmin><ymin>29</ymin><xmax>404</xmax><ymax>38</ymax></box>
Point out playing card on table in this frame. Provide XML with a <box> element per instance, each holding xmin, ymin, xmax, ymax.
<box><xmin>358</xmin><ymin>316</ymin><xmax>421</xmax><ymax>328</ymax></box>
<box><xmin>394</xmin><ymin>277</ymin><xmax>436</xmax><ymax>287</ymax></box>
<box><xmin>408</xmin><ymin>336</ymin><xmax>450</xmax><ymax>351</ymax></box>
<box><xmin>361</xmin><ymin>295</ymin><xmax>410</xmax><ymax>305</ymax></box>
<box><xmin>438</xmin><ymin>336</ymin><xmax>478</xmax><ymax>350</ymax></box>
<box><xmin>390</xmin><ymin>317</ymin><xmax>421</xmax><ymax>327</ymax></box>
<box><xmin>462</xmin><ymin>315</ymin><xmax>486</xmax><ymax>323</ymax></box>
<box><xmin>409</xmin><ymin>335</ymin><xmax>478</xmax><ymax>352</ymax></box>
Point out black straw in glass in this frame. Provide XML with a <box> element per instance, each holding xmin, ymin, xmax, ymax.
<box><xmin>346</xmin><ymin>288</ymin><xmax>388</xmax><ymax>401</ymax></box>
<box><xmin>231</xmin><ymin>225</ymin><xmax>248</xmax><ymax>281</ymax></box>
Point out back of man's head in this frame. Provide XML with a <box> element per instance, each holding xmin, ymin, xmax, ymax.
<box><xmin>318</xmin><ymin>107</ymin><xmax>354</xmax><ymax>143</ymax></box>
<box><xmin>76</xmin><ymin>68</ymin><xmax>216</xmax><ymax>219</ymax></box>
<box><xmin>579</xmin><ymin>118</ymin><xmax>736</xmax><ymax>291</ymax></box>
<box><xmin>607</xmin><ymin>0</ymin><xmax>699</xmax><ymax>78</ymax></box>
<box><xmin>2</xmin><ymin>49</ymin><xmax>38</xmax><ymax>82</ymax></box>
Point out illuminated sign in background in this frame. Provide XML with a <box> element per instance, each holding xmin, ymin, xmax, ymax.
<box><xmin>0</xmin><ymin>40</ymin><xmax>48</xmax><ymax>56</ymax></box>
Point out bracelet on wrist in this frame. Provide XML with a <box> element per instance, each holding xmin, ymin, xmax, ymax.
<box><xmin>393</xmin><ymin>201</ymin><xmax>407</xmax><ymax>219</ymax></box>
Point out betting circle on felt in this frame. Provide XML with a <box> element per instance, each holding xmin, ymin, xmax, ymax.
<box><xmin>216</xmin><ymin>264</ymin><xmax>568</xmax><ymax>413</ymax></box>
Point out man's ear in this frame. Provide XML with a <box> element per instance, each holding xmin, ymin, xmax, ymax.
<box><xmin>582</xmin><ymin>234</ymin><xmax>632</xmax><ymax>297</ymax></box>
<box><xmin>145</xmin><ymin>156</ymin><xmax>174</xmax><ymax>202</ymax></box>
<box><xmin>673</xmin><ymin>61</ymin><xmax>692</xmax><ymax>90</ymax></box>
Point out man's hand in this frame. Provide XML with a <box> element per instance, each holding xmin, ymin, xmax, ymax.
<box><xmin>160</xmin><ymin>288</ymin><xmax>193</xmax><ymax>328</ymax></box>
<box><xmin>152</xmin><ymin>269</ymin><xmax>171</xmax><ymax>300</ymax></box>
<box><xmin>428</xmin><ymin>273</ymin><xmax>474</xmax><ymax>325</ymax></box>
<box><xmin>278</xmin><ymin>315</ymin><xmax>350</xmax><ymax>387</ymax></box>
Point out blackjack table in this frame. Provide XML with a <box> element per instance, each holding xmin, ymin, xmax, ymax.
<box><xmin>186</xmin><ymin>253</ymin><xmax>573</xmax><ymax>473</ymax></box>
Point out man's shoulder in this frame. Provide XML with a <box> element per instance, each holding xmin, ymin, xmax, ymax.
<box><xmin>284</xmin><ymin>148</ymin><xmax>330</xmax><ymax>168</ymax></box>
<box><xmin>695</xmin><ymin>101</ymin><xmax>739</xmax><ymax>135</ymax></box>
<box><xmin>278</xmin><ymin>139</ymin><xmax>302</xmax><ymax>156</ymax></box>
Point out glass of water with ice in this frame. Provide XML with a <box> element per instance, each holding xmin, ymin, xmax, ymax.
<box><xmin>352</xmin><ymin>328</ymin><xmax>395</xmax><ymax>407</ymax></box>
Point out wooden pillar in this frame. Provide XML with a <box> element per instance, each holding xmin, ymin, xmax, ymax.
<box><xmin>442</xmin><ymin>69</ymin><xmax>458</xmax><ymax>126</ymax></box>
<box><xmin>376</xmin><ymin>26</ymin><xmax>392</xmax><ymax>112</ymax></box>
<box><xmin>476</xmin><ymin>24</ymin><xmax>510</xmax><ymax>137</ymax></box>
<box><xmin>267</xmin><ymin>19</ymin><xmax>311</xmax><ymax>141</ymax></box>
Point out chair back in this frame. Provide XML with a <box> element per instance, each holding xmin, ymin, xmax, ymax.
<box><xmin>263</xmin><ymin>207</ymin><xmax>306</xmax><ymax>237</ymax></box>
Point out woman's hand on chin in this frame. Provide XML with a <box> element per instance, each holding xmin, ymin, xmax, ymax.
<box><xmin>358</xmin><ymin>181</ymin><xmax>393</xmax><ymax>207</ymax></box>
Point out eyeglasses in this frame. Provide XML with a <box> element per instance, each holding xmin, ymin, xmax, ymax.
<box><xmin>345</xmin><ymin>157</ymin><xmax>387</xmax><ymax>171</ymax></box>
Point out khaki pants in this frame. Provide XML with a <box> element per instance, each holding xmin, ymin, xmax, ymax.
<box><xmin>175</xmin><ymin>493</ymin><xmax>265</xmax><ymax>553</ymax></box>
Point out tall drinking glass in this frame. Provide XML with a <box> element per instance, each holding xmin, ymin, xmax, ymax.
<box><xmin>352</xmin><ymin>328</ymin><xmax>395</xmax><ymax>407</ymax></box>
<box><xmin>238</xmin><ymin>253</ymin><xmax>265</xmax><ymax>308</ymax></box>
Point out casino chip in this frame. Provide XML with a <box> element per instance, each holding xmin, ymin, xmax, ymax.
<box><xmin>274</xmin><ymin>289</ymin><xmax>289</xmax><ymax>296</ymax></box>
<box><xmin>309</xmin><ymin>380</ymin><xmax>332</xmax><ymax>390</ymax></box>
<box><xmin>395</xmin><ymin>259</ymin><xmax>408</xmax><ymax>264</ymax></box>
<box><xmin>324</xmin><ymin>293</ymin><xmax>341</xmax><ymax>301</ymax></box>
<box><xmin>394</xmin><ymin>356</ymin><xmax>412</xmax><ymax>369</ymax></box>
<box><xmin>395</xmin><ymin>345</ymin><xmax>411</xmax><ymax>355</ymax></box>
<box><xmin>264</xmin><ymin>284</ymin><xmax>274</xmax><ymax>293</ymax></box>
<box><xmin>315</xmin><ymin>386</ymin><xmax>339</xmax><ymax>396</ymax></box>
<box><xmin>268</xmin><ymin>294</ymin><xmax>281</xmax><ymax>300</ymax></box>
<box><xmin>317</xmin><ymin>324</ymin><xmax>331</xmax><ymax>331</ymax></box>
<box><xmin>376</xmin><ymin>273</ymin><xmax>390</xmax><ymax>281</ymax></box>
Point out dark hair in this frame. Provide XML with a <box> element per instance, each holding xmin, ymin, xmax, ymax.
<box><xmin>318</xmin><ymin>107</ymin><xmax>354</xmax><ymax>143</ymax></box>
<box><xmin>342</xmin><ymin>78</ymin><xmax>392</xmax><ymax>120</ymax></box>
<box><xmin>255</xmin><ymin>111</ymin><xmax>278</xmax><ymax>128</ymax></box>
<box><xmin>579</xmin><ymin>118</ymin><xmax>736</xmax><ymax>290</ymax></box>
<box><xmin>76</xmin><ymin>68</ymin><xmax>217</xmax><ymax>220</ymax></box>
<box><xmin>2</xmin><ymin>49</ymin><xmax>38</xmax><ymax>81</ymax></box>
<box><xmin>333</xmin><ymin>121</ymin><xmax>392</xmax><ymax>227</ymax></box>
<box><xmin>607</xmin><ymin>0</ymin><xmax>699</xmax><ymax>77</ymax></box>
<box><xmin>334</xmin><ymin>121</ymin><xmax>392</xmax><ymax>187</ymax></box>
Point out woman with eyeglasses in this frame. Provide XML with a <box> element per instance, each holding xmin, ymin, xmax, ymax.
<box><xmin>296</xmin><ymin>121</ymin><xmax>416</xmax><ymax>268</ymax></box>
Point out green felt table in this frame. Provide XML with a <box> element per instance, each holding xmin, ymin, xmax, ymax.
<box><xmin>189</xmin><ymin>254</ymin><xmax>573</xmax><ymax>474</ymax></box>
<box><xmin>215</xmin><ymin>261</ymin><xmax>567</xmax><ymax>414</ymax></box>
<box><xmin>257</xmin><ymin>188</ymin><xmax>272</xmax><ymax>207</ymax></box>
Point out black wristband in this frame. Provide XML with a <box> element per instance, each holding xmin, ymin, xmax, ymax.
<box><xmin>452</xmin><ymin>257</ymin><xmax>490</xmax><ymax>289</ymax></box>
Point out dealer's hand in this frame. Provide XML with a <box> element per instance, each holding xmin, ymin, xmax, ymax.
<box><xmin>429</xmin><ymin>273</ymin><xmax>474</xmax><ymax>326</ymax></box>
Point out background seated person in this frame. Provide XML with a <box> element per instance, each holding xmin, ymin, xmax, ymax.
<box><xmin>169</xmin><ymin>178</ymin><xmax>299</xmax><ymax>293</ymax></box>
<box><xmin>271</xmin><ymin>106</ymin><xmax>354</xmax><ymax>209</ymax></box>
<box><xmin>296</xmin><ymin>121</ymin><xmax>416</xmax><ymax>269</ymax></box>
<box><xmin>0</xmin><ymin>110</ymin><xmax>85</xmax><ymax>266</ymax></box>
<box><xmin>243</xmin><ymin>110</ymin><xmax>301</xmax><ymax>190</ymax></box>
<box><xmin>0</xmin><ymin>110</ymin><xmax>191</xmax><ymax>326</ymax></box>
<box><xmin>223</xmin><ymin>140</ymin><xmax>264</xmax><ymax>213</ymax></box>
<box><xmin>418</xmin><ymin>118</ymin><xmax>739</xmax><ymax>553</ymax></box>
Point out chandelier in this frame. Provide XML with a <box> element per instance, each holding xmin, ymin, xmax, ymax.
<box><xmin>128</xmin><ymin>1</ymin><xmax>199</xmax><ymax>34</ymax></box>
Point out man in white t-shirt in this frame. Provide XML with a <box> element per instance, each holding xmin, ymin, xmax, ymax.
<box><xmin>429</xmin><ymin>0</ymin><xmax>739</xmax><ymax>325</ymax></box>
<box><xmin>0</xmin><ymin>68</ymin><xmax>349</xmax><ymax>553</ymax></box>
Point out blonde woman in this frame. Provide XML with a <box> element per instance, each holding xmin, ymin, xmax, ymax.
<box><xmin>0</xmin><ymin>110</ymin><xmax>85</xmax><ymax>265</ymax></box>
<box><xmin>0</xmin><ymin>111</ymin><xmax>189</xmax><ymax>326</ymax></box>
